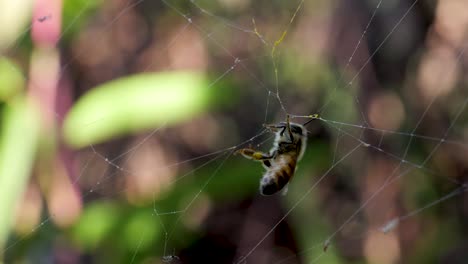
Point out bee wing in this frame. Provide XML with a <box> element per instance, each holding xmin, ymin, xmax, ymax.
<box><xmin>280</xmin><ymin>184</ymin><xmax>289</xmax><ymax>196</ymax></box>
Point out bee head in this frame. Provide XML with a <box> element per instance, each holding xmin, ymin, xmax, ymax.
<box><xmin>264</xmin><ymin>122</ymin><xmax>305</xmax><ymax>138</ymax></box>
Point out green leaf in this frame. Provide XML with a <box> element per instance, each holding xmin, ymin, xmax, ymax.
<box><xmin>0</xmin><ymin>58</ymin><xmax>25</xmax><ymax>101</ymax></box>
<box><xmin>0</xmin><ymin>98</ymin><xmax>40</xmax><ymax>250</ymax></box>
<box><xmin>121</xmin><ymin>211</ymin><xmax>160</xmax><ymax>251</ymax></box>
<box><xmin>71</xmin><ymin>201</ymin><xmax>120</xmax><ymax>250</ymax></box>
<box><xmin>62</xmin><ymin>0</ymin><xmax>102</xmax><ymax>40</ymax></box>
<box><xmin>63</xmin><ymin>71</ymin><xmax>220</xmax><ymax>148</ymax></box>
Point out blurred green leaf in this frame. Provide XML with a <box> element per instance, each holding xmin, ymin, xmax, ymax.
<box><xmin>121</xmin><ymin>211</ymin><xmax>160</xmax><ymax>251</ymax></box>
<box><xmin>0</xmin><ymin>58</ymin><xmax>25</xmax><ymax>101</ymax></box>
<box><xmin>0</xmin><ymin>0</ymin><xmax>32</xmax><ymax>51</ymax></box>
<box><xmin>63</xmin><ymin>71</ymin><xmax>221</xmax><ymax>148</ymax></box>
<box><xmin>0</xmin><ymin>98</ymin><xmax>40</xmax><ymax>251</ymax></box>
<box><xmin>71</xmin><ymin>201</ymin><xmax>120</xmax><ymax>250</ymax></box>
<box><xmin>62</xmin><ymin>0</ymin><xmax>102</xmax><ymax>40</ymax></box>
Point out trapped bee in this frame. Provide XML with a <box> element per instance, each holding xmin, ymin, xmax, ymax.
<box><xmin>236</xmin><ymin>115</ymin><xmax>316</xmax><ymax>195</ymax></box>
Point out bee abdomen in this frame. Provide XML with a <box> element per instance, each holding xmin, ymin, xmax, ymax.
<box><xmin>259</xmin><ymin>159</ymin><xmax>296</xmax><ymax>195</ymax></box>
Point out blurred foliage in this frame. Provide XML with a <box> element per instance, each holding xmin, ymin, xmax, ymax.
<box><xmin>71</xmin><ymin>201</ymin><xmax>121</xmax><ymax>251</ymax></box>
<box><xmin>0</xmin><ymin>59</ymin><xmax>25</xmax><ymax>101</ymax></box>
<box><xmin>63</xmin><ymin>71</ymin><xmax>235</xmax><ymax>147</ymax></box>
<box><xmin>1</xmin><ymin>0</ymin><xmax>467</xmax><ymax>264</ymax></box>
<box><xmin>0</xmin><ymin>99</ymin><xmax>40</xmax><ymax>251</ymax></box>
<box><xmin>62</xmin><ymin>0</ymin><xmax>102</xmax><ymax>40</ymax></box>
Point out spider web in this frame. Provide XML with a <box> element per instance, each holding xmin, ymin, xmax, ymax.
<box><xmin>2</xmin><ymin>0</ymin><xmax>468</xmax><ymax>263</ymax></box>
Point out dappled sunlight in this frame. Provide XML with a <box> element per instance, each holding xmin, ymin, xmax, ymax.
<box><xmin>417</xmin><ymin>0</ymin><xmax>468</xmax><ymax>103</ymax></box>
<box><xmin>368</xmin><ymin>91</ymin><xmax>405</xmax><ymax>131</ymax></box>
<box><xmin>434</xmin><ymin>0</ymin><xmax>468</xmax><ymax>47</ymax></box>
<box><xmin>125</xmin><ymin>137</ymin><xmax>178</xmax><ymax>203</ymax></box>
<box><xmin>13</xmin><ymin>184</ymin><xmax>42</xmax><ymax>235</ymax></box>
<box><xmin>364</xmin><ymin>230</ymin><xmax>400</xmax><ymax>264</ymax></box>
<box><xmin>178</xmin><ymin>115</ymin><xmax>234</xmax><ymax>151</ymax></box>
<box><xmin>417</xmin><ymin>47</ymin><xmax>459</xmax><ymax>102</ymax></box>
<box><xmin>181</xmin><ymin>193</ymin><xmax>212</xmax><ymax>230</ymax></box>
<box><xmin>168</xmin><ymin>27</ymin><xmax>208</xmax><ymax>71</ymax></box>
<box><xmin>47</xmin><ymin>158</ymin><xmax>82</xmax><ymax>228</ymax></box>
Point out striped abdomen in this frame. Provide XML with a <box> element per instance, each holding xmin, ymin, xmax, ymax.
<box><xmin>259</xmin><ymin>154</ymin><xmax>297</xmax><ymax>195</ymax></box>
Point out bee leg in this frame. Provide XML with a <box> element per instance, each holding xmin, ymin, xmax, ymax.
<box><xmin>236</xmin><ymin>148</ymin><xmax>273</xmax><ymax>161</ymax></box>
<box><xmin>262</xmin><ymin>160</ymin><xmax>272</xmax><ymax>168</ymax></box>
<box><xmin>264</xmin><ymin>123</ymin><xmax>286</xmax><ymax>136</ymax></box>
<box><xmin>279</xmin><ymin>126</ymin><xmax>286</xmax><ymax>136</ymax></box>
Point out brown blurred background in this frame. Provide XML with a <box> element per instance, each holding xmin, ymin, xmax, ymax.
<box><xmin>1</xmin><ymin>0</ymin><xmax>468</xmax><ymax>263</ymax></box>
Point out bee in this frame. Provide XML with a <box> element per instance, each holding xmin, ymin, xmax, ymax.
<box><xmin>237</xmin><ymin>115</ymin><xmax>316</xmax><ymax>195</ymax></box>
